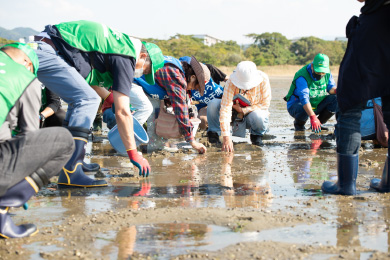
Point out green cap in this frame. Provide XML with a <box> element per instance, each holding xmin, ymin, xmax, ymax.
<box><xmin>142</xmin><ymin>42</ymin><xmax>164</xmax><ymax>85</ymax></box>
<box><xmin>3</xmin><ymin>42</ymin><xmax>39</xmax><ymax>76</ymax></box>
<box><xmin>313</xmin><ymin>53</ymin><xmax>330</xmax><ymax>74</ymax></box>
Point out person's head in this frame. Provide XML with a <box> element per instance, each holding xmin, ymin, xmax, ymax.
<box><xmin>1</xmin><ymin>42</ymin><xmax>39</xmax><ymax>76</ymax></box>
<box><xmin>311</xmin><ymin>53</ymin><xmax>330</xmax><ymax>81</ymax></box>
<box><xmin>229</xmin><ymin>61</ymin><xmax>263</xmax><ymax>90</ymax></box>
<box><xmin>135</xmin><ymin>42</ymin><xmax>164</xmax><ymax>85</ymax></box>
<box><xmin>182</xmin><ymin>56</ymin><xmax>210</xmax><ymax>96</ymax></box>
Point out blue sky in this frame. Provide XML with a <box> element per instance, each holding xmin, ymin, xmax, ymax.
<box><xmin>0</xmin><ymin>0</ymin><xmax>363</xmax><ymax>44</ymax></box>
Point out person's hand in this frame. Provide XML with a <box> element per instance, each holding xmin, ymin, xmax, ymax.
<box><xmin>310</xmin><ymin>115</ymin><xmax>322</xmax><ymax>133</ymax></box>
<box><xmin>232</xmin><ymin>100</ymin><xmax>243</xmax><ymax>113</ymax></box>
<box><xmin>222</xmin><ymin>136</ymin><xmax>234</xmax><ymax>152</ymax></box>
<box><xmin>127</xmin><ymin>149</ymin><xmax>150</xmax><ymax>177</ymax></box>
<box><xmin>190</xmin><ymin>141</ymin><xmax>207</xmax><ymax>154</ymax></box>
<box><xmin>102</xmin><ymin>92</ymin><xmax>114</xmax><ymax>113</ymax></box>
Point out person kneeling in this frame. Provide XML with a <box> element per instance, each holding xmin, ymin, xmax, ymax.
<box><xmin>285</xmin><ymin>53</ymin><xmax>337</xmax><ymax>132</ymax></box>
<box><xmin>207</xmin><ymin>61</ymin><xmax>271</xmax><ymax>150</ymax></box>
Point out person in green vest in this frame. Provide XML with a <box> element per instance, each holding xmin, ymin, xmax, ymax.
<box><xmin>32</xmin><ymin>20</ymin><xmax>165</xmax><ymax>187</ymax></box>
<box><xmin>0</xmin><ymin>43</ymin><xmax>74</xmax><ymax>238</ymax></box>
<box><xmin>285</xmin><ymin>53</ymin><xmax>337</xmax><ymax>132</ymax></box>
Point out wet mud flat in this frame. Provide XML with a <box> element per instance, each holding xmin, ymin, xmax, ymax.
<box><xmin>1</xmin><ymin>76</ymin><xmax>390</xmax><ymax>260</ymax></box>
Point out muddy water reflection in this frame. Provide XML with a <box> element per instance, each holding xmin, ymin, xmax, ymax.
<box><xmin>93</xmin><ymin>221</ymin><xmax>388</xmax><ymax>260</ymax></box>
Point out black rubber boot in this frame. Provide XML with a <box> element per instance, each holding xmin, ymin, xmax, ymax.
<box><xmin>207</xmin><ymin>131</ymin><xmax>221</xmax><ymax>144</ymax></box>
<box><xmin>250</xmin><ymin>134</ymin><xmax>263</xmax><ymax>146</ymax></box>
<box><xmin>0</xmin><ymin>169</ymin><xmax>49</xmax><ymax>238</ymax></box>
<box><xmin>294</xmin><ymin>119</ymin><xmax>306</xmax><ymax>131</ymax></box>
<box><xmin>370</xmin><ymin>156</ymin><xmax>390</xmax><ymax>192</ymax></box>
<box><xmin>58</xmin><ymin>127</ymin><xmax>107</xmax><ymax>188</ymax></box>
<box><xmin>82</xmin><ymin>161</ymin><xmax>100</xmax><ymax>172</ymax></box>
<box><xmin>322</xmin><ymin>153</ymin><xmax>358</xmax><ymax>195</ymax></box>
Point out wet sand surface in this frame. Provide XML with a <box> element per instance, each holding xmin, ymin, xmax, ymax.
<box><xmin>1</xmin><ymin>76</ymin><xmax>390</xmax><ymax>259</ymax></box>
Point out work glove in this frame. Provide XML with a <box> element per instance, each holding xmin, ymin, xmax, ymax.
<box><xmin>101</xmin><ymin>92</ymin><xmax>114</xmax><ymax>113</ymax></box>
<box><xmin>310</xmin><ymin>115</ymin><xmax>322</xmax><ymax>133</ymax></box>
<box><xmin>127</xmin><ymin>149</ymin><xmax>150</xmax><ymax>177</ymax></box>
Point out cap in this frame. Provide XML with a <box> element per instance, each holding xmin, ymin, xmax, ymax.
<box><xmin>142</xmin><ymin>42</ymin><xmax>164</xmax><ymax>85</ymax></box>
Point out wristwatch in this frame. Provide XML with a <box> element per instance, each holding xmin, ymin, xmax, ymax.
<box><xmin>39</xmin><ymin>113</ymin><xmax>46</xmax><ymax>122</ymax></box>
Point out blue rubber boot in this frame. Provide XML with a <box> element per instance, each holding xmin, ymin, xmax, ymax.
<box><xmin>0</xmin><ymin>169</ymin><xmax>49</xmax><ymax>238</ymax></box>
<box><xmin>82</xmin><ymin>161</ymin><xmax>100</xmax><ymax>172</ymax></box>
<box><xmin>322</xmin><ymin>153</ymin><xmax>358</xmax><ymax>195</ymax></box>
<box><xmin>370</xmin><ymin>156</ymin><xmax>390</xmax><ymax>192</ymax></box>
<box><xmin>58</xmin><ymin>132</ymin><xmax>107</xmax><ymax>188</ymax></box>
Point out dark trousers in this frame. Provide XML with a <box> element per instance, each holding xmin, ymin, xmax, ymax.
<box><xmin>0</xmin><ymin>127</ymin><xmax>74</xmax><ymax>196</ymax></box>
<box><xmin>288</xmin><ymin>95</ymin><xmax>338</xmax><ymax>122</ymax></box>
<box><xmin>336</xmin><ymin>95</ymin><xmax>390</xmax><ymax>155</ymax></box>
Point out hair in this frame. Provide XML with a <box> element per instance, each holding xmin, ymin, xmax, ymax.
<box><xmin>182</xmin><ymin>62</ymin><xmax>197</xmax><ymax>84</ymax></box>
<box><xmin>140</xmin><ymin>44</ymin><xmax>151</xmax><ymax>64</ymax></box>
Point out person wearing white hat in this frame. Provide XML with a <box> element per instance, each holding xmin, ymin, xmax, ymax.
<box><xmin>207</xmin><ymin>61</ymin><xmax>271</xmax><ymax>151</ymax></box>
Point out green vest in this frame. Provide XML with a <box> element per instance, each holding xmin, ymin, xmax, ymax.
<box><xmin>0</xmin><ymin>51</ymin><xmax>36</xmax><ymax>127</ymax></box>
<box><xmin>55</xmin><ymin>20</ymin><xmax>140</xmax><ymax>88</ymax></box>
<box><xmin>285</xmin><ymin>64</ymin><xmax>330</xmax><ymax>111</ymax></box>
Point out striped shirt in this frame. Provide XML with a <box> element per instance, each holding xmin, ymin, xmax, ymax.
<box><xmin>220</xmin><ymin>71</ymin><xmax>272</xmax><ymax>136</ymax></box>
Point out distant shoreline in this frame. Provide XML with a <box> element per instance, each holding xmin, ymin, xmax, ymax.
<box><xmin>219</xmin><ymin>65</ymin><xmax>340</xmax><ymax>77</ymax></box>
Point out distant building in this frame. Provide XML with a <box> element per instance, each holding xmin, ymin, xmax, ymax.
<box><xmin>192</xmin><ymin>34</ymin><xmax>222</xmax><ymax>46</ymax></box>
<box><xmin>335</xmin><ymin>37</ymin><xmax>348</xmax><ymax>42</ymax></box>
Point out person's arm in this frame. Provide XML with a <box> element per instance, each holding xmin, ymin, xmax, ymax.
<box><xmin>110</xmin><ymin>55</ymin><xmax>150</xmax><ymax>176</ymax></box>
<box><xmin>327</xmin><ymin>74</ymin><xmax>337</xmax><ymax>95</ymax></box>
<box><xmin>242</xmin><ymin>75</ymin><xmax>272</xmax><ymax>115</ymax></box>
<box><xmin>12</xmin><ymin>79</ymin><xmax>41</xmax><ymax>133</ymax></box>
<box><xmin>219</xmin><ymin>80</ymin><xmax>236</xmax><ymax>152</ymax></box>
<box><xmin>40</xmin><ymin>88</ymin><xmax>61</xmax><ymax>119</ymax></box>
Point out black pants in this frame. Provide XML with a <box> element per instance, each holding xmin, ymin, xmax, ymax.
<box><xmin>0</xmin><ymin>127</ymin><xmax>74</xmax><ymax>196</ymax></box>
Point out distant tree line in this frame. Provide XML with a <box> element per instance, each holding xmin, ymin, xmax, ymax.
<box><xmin>146</xmin><ymin>32</ymin><xmax>347</xmax><ymax>67</ymax></box>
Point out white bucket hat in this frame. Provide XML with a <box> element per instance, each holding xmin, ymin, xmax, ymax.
<box><xmin>230</xmin><ymin>61</ymin><xmax>263</xmax><ymax>90</ymax></box>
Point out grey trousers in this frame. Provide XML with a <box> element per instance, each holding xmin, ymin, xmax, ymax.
<box><xmin>0</xmin><ymin>127</ymin><xmax>74</xmax><ymax>196</ymax></box>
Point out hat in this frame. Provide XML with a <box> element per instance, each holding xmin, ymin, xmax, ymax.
<box><xmin>142</xmin><ymin>42</ymin><xmax>164</xmax><ymax>85</ymax></box>
<box><xmin>3</xmin><ymin>42</ymin><xmax>39</xmax><ymax>76</ymax></box>
<box><xmin>230</xmin><ymin>61</ymin><xmax>263</xmax><ymax>90</ymax></box>
<box><xmin>313</xmin><ymin>53</ymin><xmax>330</xmax><ymax>74</ymax></box>
<box><xmin>190</xmin><ymin>56</ymin><xmax>210</xmax><ymax>96</ymax></box>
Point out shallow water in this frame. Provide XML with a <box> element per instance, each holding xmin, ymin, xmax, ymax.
<box><xmin>7</xmin><ymin>76</ymin><xmax>390</xmax><ymax>259</ymax></box>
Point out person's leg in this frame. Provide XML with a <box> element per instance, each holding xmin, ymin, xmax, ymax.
<box><xmin>245</xmin><ymin>109</ymin><xmax>269</xmax><ymax>146</ymax></box>
<box><xmin>35</xmin><ymin>42</ymin><xmax>105</xmax><ymax>187</ymax></box>
<box><xmin>370</xmin><ymin>95</ymin><xmax>390</xmax><ymax>191</ymax></box>
<box><xmin>129</xmin><ymin>83</ymin><xmax>153</xmax><ymax>125</ymax></box>
<box><xmin>288</xmin><ymin>102</ymin><xmax>309</xmax><ymax>131</ymax></box>
<box><xmin>316</xmin><ymin>95</ymin><xmax>338</xmax><ymax>125</ymax></box>
<box><xmin>322</xmin><ymin>103</ymin><xmax>364</xmax><ymax>195</ymax></box>
<box><xmin>206</xmin><ymin>99</ymin><xmax>222</xmax><ymax>143</ymax></box>
<box><xmin>0</xmin><ymin>127</ymin><xmax>74</xmax><ymax>238</ymax></box>
<box><xmin>198</xmin><ymin>107</ymin><xmax>208</xmax><ymax>130</ymax></box>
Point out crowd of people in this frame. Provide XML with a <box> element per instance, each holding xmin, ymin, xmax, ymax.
<box><xmin>0</xmin><ymin>0</ymin><xmax>389</xmax><ymax>239</ymax></box>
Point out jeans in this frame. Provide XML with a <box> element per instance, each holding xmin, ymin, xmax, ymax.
<box><xmin>336</xmin><ymin>95</ymin><xmax>390</xmax><ymax>155</ymax></box>
<box><xmin>0</xmin><ymin>127</ymin><xmax>74</xmax><ymax>196</ymax></box>
<box><xmin>102</xmin><ymin>83</ymin><xmax>153</xmax><ymax>129</ymax></box>
<box><xmin>288</xmin><ymin>95</ymin><xmax>338</xmax><ymax>122</ymax></box>
<box><xmin>207</xmin><ymin>98</ymin><xmax>269</xmax><ymax>137</ymax></box>
<box><xmin>35</xmin><ymin>42</ymin><xmax>100</xmax><ymax>130</ymax></box>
